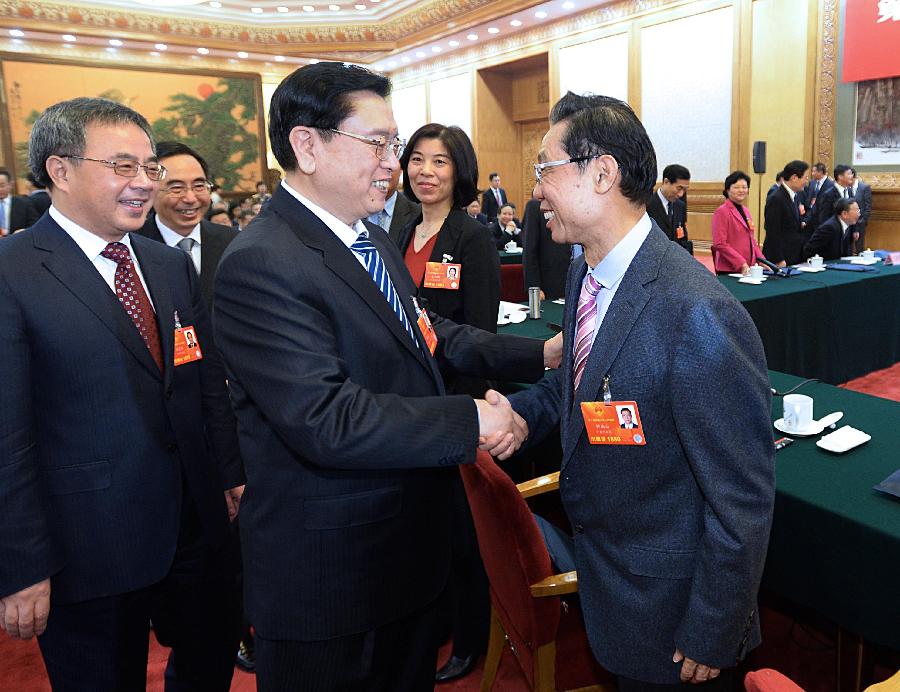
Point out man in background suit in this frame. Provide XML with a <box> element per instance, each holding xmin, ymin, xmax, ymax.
<box><xmin>26</xmin><ymin>172</ymin><xmax>52</xmax><ymax>216</ymax></box>
<box><xmin>371</xmin><ymin>166</ymin><xmax>420</xmax><ymax>243</ymax></box>
<box><xmin>799</xmin><ymin>162</ymin><xmax>832</xmax><ymax>233</ymax></box>
<box><xmin>465</xmin><ymin>198</ymin><xmax>489</xmax><ymax>225</ymax></box>
<box><xmin>0</xmin><ymin>168</ymin><xmax>39</xmax><ymax>235</ymax></box>
<box><xmin>213</xmin><ymin>62</ymin><xmax>558</xmax><ymax>691</ymax></box>
<box><xmin>509</xmin><ymin>92</ymin><xmax>775</xmax><ymax>690</ymax></box>
<box><xmin>850</xmin><ymin>168</ymin><xmax>873</xmax><ymax>253</ymax></box>
<box><xmin>135</xmin><ymin>141</ymin><xmax>238</xmax><ymax>309</ymax></box>
<box><xmin>481</xmin><ymin>171</ymin><xmax>508</xmax><ymax>222</ymax></box>
<box><xmin>0</xmin><ymin>97</ymin><xmax>244</xmax><ymax>691</ymax></box>
<box><xmin>646</xmin><ymin>163</ymin><xmax>692</xmax><ymax>254</ymax></box>
<box><xmin>814</xmin><ymin>164</ymin><xmax>853</xmax><ymax>233</ymax></box>
<box><xmin>803</xmin><ymin>197</ymin><xmax>859</xmax><ymax>261</ymax></box>
<box><xmin>763</xmin><ymin>159</ymin><xmax>809</xmax><ymax>266</ymax></box>
<box><xmin>523</xmin><ymin>197</ymin><xmax>570</xmax><ymax>300</ymax></box>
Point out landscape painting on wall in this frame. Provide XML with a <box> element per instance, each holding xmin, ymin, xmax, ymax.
<box><xmin>1</xmin><ymin>59</ymin><xmax>266</xmax><ymax>191</ymax></box>
<box><xmin>853</xmin><ymin>76</ymin><xmax>900</xmax><ymax>166</ymax></box>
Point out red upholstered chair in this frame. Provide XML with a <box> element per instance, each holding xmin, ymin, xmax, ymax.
<box><xmin>459</xmin><ymin>450</ymin><xmax>614</xmax><ymax>692</ymax></box>
<box><xmin>500</xmin><ymin>264</ymin><xmax>526</xmax><ymax>302</ymax></box>
<box><xmin>744</xmin><ymin>669</ymin><xmax>805</xmax><ymax>692</ymax></box>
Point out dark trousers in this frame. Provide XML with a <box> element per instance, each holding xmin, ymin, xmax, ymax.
<box><xmin>617</xmin><ymin>668</ymin><xmax>735</xmax><ymax>691</ymax></box>
<box><xmin>256</xmin><ymin>597</ymin><xmax>442</xmax><ymax>692</ymax></box>
<box><xmin>38</xmin><ymin>501</ymin><xmax>242</xmax><ymax>692</ymax></box>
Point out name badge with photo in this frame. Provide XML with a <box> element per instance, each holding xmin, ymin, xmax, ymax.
<box><xmin>174</xmin><ymin>326</ymin><xmax>203</xmax><ymax>366</ymax></box>
<box><xmin>423</xmin><ymin>262</ymin><xmax>461</xmax><ymax>290</ymax></box>
<box><xmin>580</xmin><ymin>400</ymin><xmax>645</xmax><ymax>445</ymax></box>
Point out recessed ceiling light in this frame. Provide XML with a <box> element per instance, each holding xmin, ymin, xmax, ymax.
<box><xmin>274</xmin><ymin>55</ymin><xmax>286</xmax><ymax>61</ymax></box>
<box><xmin>251</xmin><ymin>7</ymin><xmax>264</xmax><ymax>13</ymax></box>
<box><xmin>510</xmin><ymin>19</ymin><xmax>522</xmax><ymax>26</ymax></box>
<box><xmin>535</xmin><ymin>10</ymin><xmax>548</xmax><ymax>18</ymax></box>
<box><xmin>155</xmin><ymin>43</ymin><xmax>168</xmax><ymax>50</ymax></box>
<box><xmin>109</xmin><ymin>38</ymin><xmax>123</xmax><ymax>46</ymax></box>
<box><xmin>105</xmin><ymin>46</ymin><xmax>117</xmax><ymax>52</ymax></box>
<box><xmin>277</xmin><ymin>5</ymin><xmax>290</xmax><ymax>11</ymax></box>
<box><xmin>355</xmin><ymin>3</ymin><xmax>366</xmax><ymax>9</ymax></box>
<box><xmin>237</xmin><ymin>51</ymin><xmax>249</xmax><ymax>58</ymax></box>
<box><xmin>448</xmin><ymin>40</ymin><xmax>459</xmax><ymax>47</ymax></box>
<box><xmin>431</xmin><ymin>46</ymin><xmax>441</xmax><ymax>53</ymax></box>
<box><xmin>388</xmin><ymin>60</ymin><xmax>397</xmax><ymax>67</ymax></box>
<box><xmin>197</xmin><ymin>47</ymin><xmax>209</xmax><ymax>54</ymax></box>
<box><xmin>229</xmin><ymin>58</ymin><xmax>238</xmax><ymax>64</ymax></box>
<box><xmin>302</xmin><ymin>5</ymin><xmax>314</xmax><ymax>10</ymax></box>
<box><xmin>467</xmin><ymin>33</ymin><xmax>478</xmax><ymax>40</ymax></box>
<box><xmin>209</xmin><ymin>1</ymin><xmax>222</xmax><ymax>7</ymax></box>
<box><xmin>9</xmin><ymin>29</ymin><xmax>24</xmax><ymax>37</ymax></box>
<box><xmin>329</xmin><ymin>3</ymin><xmax>339</xmax><ymax>9</ymax></box>
<box><xmin>487</xmin><ymin>27</ymin><xmax>500</xmax><ymax>34</ymax></box>
<box><xmin>309</xmin><ymin>58</ymin><xmax>319</xmax><ymax>63</ymax></box>
<box><xmin>372</xmin><ymin>0</ymin><xmax>381</xmax><ymax>3</ymax></box>
<box><xmin>62</xmin><ymin>34</ymin><xmax>77</xmax><ymax>42</ymax></box>
<box><xmin>150</xmin><ymin>50</ymin><xmax>160</xmax><ymax>56</ymax></box>
<box><xmin>562</xmin><ymin>0</ymin><xmax>575</xmax><ymax>8</ymax></box>
<box><xmin>415</xmin><ymin>51</ymin><xmax>426</xmax><ymax>58</ymax></box>
<box><xmin>401</xmin><ymin>56</ymin><xmax>410</xmax><ymax>63</ymax></box>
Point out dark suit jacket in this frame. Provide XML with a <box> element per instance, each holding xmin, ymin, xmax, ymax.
<box><xmin>136</xmin><ymin>212</ymin><xmax>238</xmax><ymax>309</ymax></box>
<box><xmin>852</xmin><ymin>180</ymin><xmax>873</xmax><ymax>249</ymax></box>
<box><xmin>510</xmin><ymin>225</ymin><xmax>774</xmax><ymax>683</ymax></box>
<box><xmin>481</xmin><ymin>186</ymin><xmax>508</xmax><ymax>221</ymax></box>
<box><xmin>2</xmin><ymin>195</ymin><xmax>40</xmax><ymax>234</ymax></box>
<box><xmin>801</xmin><ymin>177</ymin><xmax>834</xmax><ymax>231</ymax></box>
<box><xmin>813</xmin><ymin>184</ymin><xmax>845</xmax><ymax>232</ymax></box>
<box><xmin>803</xmin><ymin>216</ymin><xmax>853</xmax><ymax>260</ymax></box>
<box><xmin>763</xmin><ymin>185</ymin><xmax>804</xmax><ymax>265</ymax></box>
<box><xmin>488</xmin><ymin>219</ymin><xmax>523</xmax><ymax>250</ymax></box>
<box><xmin>212</xmin><ymin>186</ymin><xmax>544</xmax><ymax>641</ymax></box>
<box><xmin>0</xmin><ymin>216</ymin><xmax>243</xmax><ymax>605</ymax></box>
<box><xmin>647</xmin><ymin>192</ymin><xmax>690</xmax><ymax>252</ymax></box>
<box><xmin>27</xmin><ymin>191</ymin><xmax>51</xmax><ymax>217</ymax></box>
<box><xmin>522</xmin><ymin>198</ymin><xmax>570</xmax><ymax>300</ymax></box>
<box><xmin>385</xmin><ymin>191</ymin><xmax>420</xmax><ymax>245</ymax></box>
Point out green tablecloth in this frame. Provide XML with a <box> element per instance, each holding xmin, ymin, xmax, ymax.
<box><xmin>765</xmin><ymin>372</ymin><xmax>900</xmax><ymax>650</ymax></box>
<box><xmin>498</xmin><ymin>250</ymin><xmax>524</xmax><ymax>265</ymax></box>
<box><xmin>718</xmin><ymin>263</ymin><xmax>900</xmax><ymax>384</ymax></box>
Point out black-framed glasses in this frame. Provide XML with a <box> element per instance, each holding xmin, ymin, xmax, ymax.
<box><xmin>533</xmin><ymin>155</ymin><xmax>599</xmax><ymax>184</ymax></box>
<box><xmin>160</xmin><ymin>181</ymin><xmax>214</xmax><ymax>196</ymax></box>
<box><xmin>329</xmin><ymin>128</ymin><xmax>405</xmax><ymax>161</ymax></box>
<box><xmin>62</xmin><ymin>155</ymin><xmax>167</xmax><ymax>181</ymax></box>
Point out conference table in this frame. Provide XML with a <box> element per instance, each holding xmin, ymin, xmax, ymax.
<box><xmin>497</xmin><ymin>316</ymin><xmax>900</xmax><ymax>656</ymax></box>
<box><xmin>498</xmin><ymin>249</ymin><xmax>524</xmax><ymax>265</ymax></box>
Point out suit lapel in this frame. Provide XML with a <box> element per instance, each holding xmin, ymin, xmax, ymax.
<box><xmin>131</xmin><ymin>237</ymin><xmax>176</xmax><ymax>386</ymax></box>
<box><xmin>559</xmin><ymin>259</ymin><xmax>586</xmax><ymax>461</ymax></box>
<box><xmin>35</xmin><ymin>219</ymin><xmax>162</xmax><ymax>380</ymax></box>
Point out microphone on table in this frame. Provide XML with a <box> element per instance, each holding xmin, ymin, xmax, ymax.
<box><xmin>757</xmin><ymin>256</ymin><xmax>796</xmax><ymax>277</ymax></box>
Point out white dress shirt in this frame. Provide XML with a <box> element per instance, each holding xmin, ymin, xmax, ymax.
<box><xmin>156</xmin><ymin>217</ymin><xmax>202</xmax><ymax>275</ymax></box>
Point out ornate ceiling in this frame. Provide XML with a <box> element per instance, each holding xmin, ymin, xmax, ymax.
<box><xmin>0</xmin><ymin>0</ymin><xmax>611</xmax><ymax>69</ymax></box>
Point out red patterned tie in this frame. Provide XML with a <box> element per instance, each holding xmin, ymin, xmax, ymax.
<box><xmin>101</xmin><ymin>242</ymin><xmax>163</xmax><ymax>371</ymax></box>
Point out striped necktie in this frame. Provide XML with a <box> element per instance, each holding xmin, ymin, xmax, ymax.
<box><xmin>350</xmin><ymin>230</ymin><xmax>418</xmax><ymax>346</ymax></box>
<box><xmin>573</xmin><ymin>273</ymin><xmax>602</xmax><ymax>390</ymax></box>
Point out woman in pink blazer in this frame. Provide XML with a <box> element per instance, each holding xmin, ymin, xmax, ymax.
<box><xmin>712</xmin><ymin>170</ymin><xmax>767</xmax><ymax>274</ymax></box>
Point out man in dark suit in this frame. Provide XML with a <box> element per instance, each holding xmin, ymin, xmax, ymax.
<box><xmin>0</xmin><ymin>97</ymin><xmax>244</xmax><ymax>691</ymax></box>
<box><xmin>850</xmin><ymin>168</ymin><xmax>873</xmax><ymax>253</ymax></box>
<box><xmin>370</xmin><ymin>166</ymin><xmax>419</xmax><ymax>243</ymax></box>
<box><xmin>803</xmin><ymin>197</ymin><xmax>860</xmax><ymax>260</ymax></box>
<box><xmin>481</xmin><ymin>171</ymin><xmax>508</xmax><ymax>222</ymax></box>
<box><xmin>799</xmin><ymin>162</ymin><xmax>832</xmax><ymax>233</ymax></box>
<box><xmin>814</xmin><ymin>164</ymin><xmax>853</xmax><ymax>233</ymax></box>
<box><xmin>0</xmin><ymin>168</ymin><xmax>39</xmax><ymax>235</ymax></box>
<box><xmin>26</xmin><ymin>172</ymin><xmax>52</xmax><ymax>216</ymax></box>
<box><xmin>646</xmin><ymin>163</ymin><xmax>692</xmax><ymax>254</ymax></box>
<box><xmin>509</xmin><ymin>92</ymin><xmax>775</xmax><ymax>689</ymax></box>
<box><xmin>465</xmin><ymin>198</ymin><xmax>489</xmax><ymax>225</ymax></box>
<box><xmin>212</xmin><ymin>63</ymin><xmax>557</xmax><ymax>691</ymax></box>
<box><xmin>763</xmin><ymin>159</ymin><xmax>809</xmax><ymax>266</ymax></box>
<box><xmin>523</xmin><ymin>197</ymin><xmax>570</xmax><ymax>300</ymax></box>
<box><xmin>135</xmin><ymin>141</ymin><xmax>238</xmax><ymax>309</ymax></box>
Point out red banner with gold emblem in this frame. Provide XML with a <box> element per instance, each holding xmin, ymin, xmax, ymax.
<box><xmin>843</xmin><ymin>0</ymin><xmax>900</xmax><ymax>82</ymax></box>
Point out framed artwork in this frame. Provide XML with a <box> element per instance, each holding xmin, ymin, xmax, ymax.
<box><xmin>0</xmin><ymin>56</ymin><xmax>267</xmax><ymax>192</ymax></box>
<box><xmin>853</xmin><ymin>76</ymin><xmax>900</xmax><ymax>167</ymax></box>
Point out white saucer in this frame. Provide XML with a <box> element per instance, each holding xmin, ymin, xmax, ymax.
<box><xmin>738</xmin><ymin>276</ymin><xmax>766</xmax><ymax>285</ymax></box>
<box><xmin>773</xmin><ymin>418</ymin><xmax>825</xmax><ymax>437</ymax></box>
<box><xmin>796</xmin><ymin>265</ymin><xmax>826</xmax><ymax>273</ymax></box>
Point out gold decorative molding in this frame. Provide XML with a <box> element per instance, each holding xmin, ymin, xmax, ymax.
<box><xmin>866</xmin><ymin>174</ymin><xmax>900</xmax><ymax>190</ymax></box>
<box><xmin>813</xmin><ymin>0</ymin><xmax>836</xmax><ymax>171</ymax></box>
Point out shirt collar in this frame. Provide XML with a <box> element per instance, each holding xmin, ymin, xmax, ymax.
<box><xmin>839</xmin><ymin>217</ymin><xmax>850</xmax><ymax>232</ymax></box>
<box><xmin>834</xmin><ymin>182</ymin><xmax>846</xmax><ymax>195</ymax></box>
<box><xmin>383</xmin><ymin>191</ymin><xmax>397</xmax><ymax>216</ymax></box>
<box><xmin>656</xmin><ymin>188</ymin><xmax>669</xmax><ymax>210</ymax></box>
<box><xmin>588</xmin><ymin>213</ymin><xmax>652</xmax><ymax>290</ymax></box>
<box><xmin>155</xmin><ymin>215</ymin><xmax>201</xmax><ymax>247</ymax></box>
<box><xmin>781</xmin><ymin>181</ymin><xmax>796</xmax><ymax>201</ymax></box>
<box><xmin>49</xmin><ymin>205</ymin><xmax>138</xmax><ymax>261</ymax></box>
<box><xmin>281</xmin><ymin>179</ymin><xmax>366</xmax><ymax>248</ymax></box>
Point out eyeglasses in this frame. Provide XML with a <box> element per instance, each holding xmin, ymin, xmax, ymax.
<box><xmin>62</xmin><ymin>155</ymin><xmax>167</xmax><ymax>181</ymax></box>
<box><xmin>328</xmin><ymin>129</ymin><xmax>405</xmax><ymax>161</ymax></box>
<box><xmin>160</xmin><ymin>181</ymin><xmax>214</xmax><ymax>196</ymax></box>
<box><xmin>533</xmin><ymin>155</ymin><xmax>599</xmax><ymax>184</ymax></box>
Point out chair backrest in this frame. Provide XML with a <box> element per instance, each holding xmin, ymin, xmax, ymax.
<box><xmin>744</xmin><ymin>669</ymin><xmax>805</xmax><ymax>692</ymax></box>
<box><xmin>459</xmin><ymin>451</ymin><xmax>561</xmax><ymax>684</ymax></box>
<box><xmin>500</xmin><ymin>263</ymin><xmax>526</xmax><ymax>302</ymax></box>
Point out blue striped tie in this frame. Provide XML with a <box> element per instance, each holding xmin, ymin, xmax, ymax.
<box><xmin>351</xmin><ymin>230</ymin><xmax>418</xmax><ymax>346</ymax></box>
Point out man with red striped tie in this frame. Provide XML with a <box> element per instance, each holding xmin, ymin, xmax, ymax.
<box><xmin>509</xmin><ymin>92</ymin><xmax>776</xmax><ymax>691</ymax></box>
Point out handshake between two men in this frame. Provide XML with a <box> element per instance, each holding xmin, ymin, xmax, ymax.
<box><xmin>475</xmin><ymin>330</ymin><xmax>563</xmax><ymax>460</ymax></box>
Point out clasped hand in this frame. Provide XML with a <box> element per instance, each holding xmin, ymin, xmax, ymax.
<box><xmin>475</xmin><ymin>389</ymin><xmax>528</xmax><ymax>460</ymax></box>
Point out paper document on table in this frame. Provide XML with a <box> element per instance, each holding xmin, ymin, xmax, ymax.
<box><xmin>498</xmin><ymin>301</ymin><xmax>529</xmax><ymax>325</ymax></box>
<box><xmin>874</xmin><ymin>468</ymin><xmax>900</xmax><ymax>500</ymax></box>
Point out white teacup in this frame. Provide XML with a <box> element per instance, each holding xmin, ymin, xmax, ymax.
<box><xmin>783</xmin><ymin>394</ymin><xmax>814</xmax><ymax>432</ymax></box>
<box><xmin>505</xmin><ymin>241</ymin><xmax>517</xmax><ymax>251</ymax></box>
<box><xmin>748</xmin><ymin>265</ymin><xmax>764</xmax><ymax>279</ymax></box>
<box><xmin>861</xmin><ymin>249</ymin><xmax>875</xmax><ymax>259</ymax></box>
<box><xmin>807</xmin><ymin>255</ymin><xmax>824</xmax><ymax>268</ymax></box>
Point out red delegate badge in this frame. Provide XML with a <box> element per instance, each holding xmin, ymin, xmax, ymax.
<box><xmin>580</xmin><ymin>401</ymin><xmax>646</xmax><ymax>445</ymax></box>
<box><xmin>174</xmin><ymin>326</ymin><xmax>203</xmax><ymax>366</ymax></box>
<box><xmin>423</xmin><ymin>262</ymin><xmax>461</xmax><ymax>290</ymax></box>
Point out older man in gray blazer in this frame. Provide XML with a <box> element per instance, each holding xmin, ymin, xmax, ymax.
<box><xmin>509</xmin><ymin>92</ymin><xmax>775</xmax><ymax>690</ymax></box>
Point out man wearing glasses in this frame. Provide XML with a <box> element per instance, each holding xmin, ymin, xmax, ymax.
<box><xmin>213</xmin><ymin>62</ymin><xmax>557</xmax><ymax>690</ymax></box>
<box><xmin>0</xmin><ymin>97</ymin><xmax>244</xmax><ymax>691</ymax></box>
<box><xmin>136</xmin><ymin>141</ymin><xmax>238</xmax><ymax>309</ymax></box>
<box><xmin>509</xmin><ymin>92</ymin><xmax>775</xmax><ymax>690</ymax></box>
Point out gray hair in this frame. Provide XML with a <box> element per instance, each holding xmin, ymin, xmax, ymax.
<box><xmin>29</xmin><ymin>97</ymin><xmax>156</xmax><ymax>189</ymax></box>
